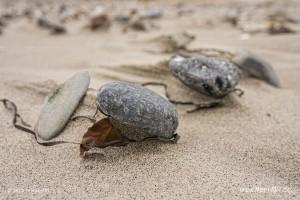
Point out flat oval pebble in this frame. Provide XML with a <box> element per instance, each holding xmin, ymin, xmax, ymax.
<box><xmin>233</xmin><ymin>50</ymin><xmax>281</xmax><ymax>87</ymax></box>
<box><xmin>35</xmin><ymin>71</ymin><xmax>90</xmax><ymax>140</ymax></box>
<box><xmin>169</xmin><ymin>55</ymin><xmax>241</xmax><ymax>98</ymax></box>
<box><xmin>97</xmin><ymin>82</ymin><xmax>178</xmax><ymax>139</ymax></box>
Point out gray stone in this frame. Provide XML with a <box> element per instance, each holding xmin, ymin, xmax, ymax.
<box><xmin>35</xmin><ymin>71</ymin><xmax>90</xmax><ymax>140</ymax></box>
<box><xmin>233</xmin><ymin>50</ymin><xmax>281</xmax><ymax>87</ymax></box>
<box><xmin>97</xmin><ymin>82</ymin><xmax>178</xmax><ymax>140</ymax></box>
<box><xmin>169</xmin><ymin>54</ymin><xmax>240</xmax><ymax>98</ymax></box>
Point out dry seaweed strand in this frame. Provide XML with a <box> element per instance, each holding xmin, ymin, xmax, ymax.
<box><xmin>0</xmin><ymin>98</ymin><xmax>79</xmax><ymax>146</ymax></box>
<box><xmin>233</xmin><ymin>88</ymin><xmax>244</xmax><ymax>97</ymax></box>
<box><xmin>0</xmin><ymin>98</ymin><xmax>178</xmax><ymax>157</ymax></box>
<box><xmin>71</xmin><ymin>108</ymin><xmax>98</xmax><ymax>123</ymax></box>
<box><xmin>141</xmin><ymin>81</ymin><xmax>244</xmax><ymax>112</ymax></box>
<box><xmin>141</xmin><ymin>82</ymin><xmax>223</xmax><ymax>113</ymax></box>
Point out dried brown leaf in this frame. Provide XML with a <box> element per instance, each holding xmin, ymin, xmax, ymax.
<box><xmin>80</xmin><ymin>118</ymin><xmax>129</xmax><ymax>157</ymax></box>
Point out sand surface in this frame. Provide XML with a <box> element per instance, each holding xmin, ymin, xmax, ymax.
<box><xmin>0</xmin><ymin>0</ymin><xmax>299</xmax><ymax>199</ymax></box>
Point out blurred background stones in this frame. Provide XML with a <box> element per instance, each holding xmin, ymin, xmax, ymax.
<box><xmin>0</xmin><ymin>0</ymin><xmax>299</xmax><ymax>36</ymax></box>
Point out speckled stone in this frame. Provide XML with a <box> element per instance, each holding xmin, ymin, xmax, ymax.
<box><xmin>35</xmin><ymin>71</ymin><xmax>90</xmax><ymax>140</ymax></box>
<box><xmin>97</xmin><ymin>82</ymin><xmax>178</xmax><ymax>140</ymax></box>
<box><xmin>169</xmin><ymin>54</ymin><xmax>241</xmax><ymax>98</ymax></box>
<box><xmin>233</xmin><ymin>50</ymin><xmax>281</xmax><ymax>87</ymax></box>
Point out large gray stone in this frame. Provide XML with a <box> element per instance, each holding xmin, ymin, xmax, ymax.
<box><xmin>97</xmin><ymin>82</ymin><xmax>178</xmax><ymax>140</ymax></box>
<box><xmin>233</xmin><ymin>50</ymin><xmax>281</xmax><ymax>87</ymax></box>
<box><xmin>169</xmin><ymin>54</ymin><xmax>240</xmax><ymax>98</ymax></box>
<box><xmin>35</xmin><ymin>71</ymin><xmax>90</xmax><ymax>140</ymax></box>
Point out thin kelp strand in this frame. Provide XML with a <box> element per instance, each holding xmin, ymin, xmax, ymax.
<box><xmin>141</xmin><ymin>82</ymin><xmax>222</xmax><ymax>111</ymax></box>
<box><xmin>0</xmin><ymin>98</ymin><xmax>80</xmax><ymax>146</ymax></box>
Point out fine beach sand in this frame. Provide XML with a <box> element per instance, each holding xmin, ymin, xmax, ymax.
<box><xmin>0</xmin><ymin>0</ymin><xmax>299</xmax><ymax>199</ymax></box>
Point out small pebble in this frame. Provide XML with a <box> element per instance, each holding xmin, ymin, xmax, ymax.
<box><xmin>114</xmin><ymin>14</ymin><xmax>130</xmax><ymax>23</ymax></box>
<box><xmin>115</xmin><ymin>9</ymin><xmax>137</xmax><ymax>24</ymax></box>
<box><xmin>141</xmin><ymin>7</ymin><xmax>162</xmax><ymax>19</ymax></box>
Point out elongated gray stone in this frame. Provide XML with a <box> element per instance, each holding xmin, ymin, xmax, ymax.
<box><xmin>169</xmin><ymin>54</ymin><xmax>240</xmax><ymax>98</ymax></box>
<box><xmin>233</xmin><ymin>50</ymin><xmax>281</xmax><ymax>87</ymax></box>
<box><xmin>35</xmin><ymin>71</ymin><xmax>90</xmax><ymax>140</ymax></box>
<box><xmin>97</xmin><ymin>82</ymin><xmax>178</xmax><ymax>140</ymax></box>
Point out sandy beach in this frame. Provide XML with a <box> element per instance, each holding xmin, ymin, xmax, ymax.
<box><xmin>0</xmin><ymin>0</ymin><xmax>299</xmax><ymax>199</ymax></box>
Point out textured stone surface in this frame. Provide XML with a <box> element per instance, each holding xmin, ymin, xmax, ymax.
<box><xmin>169</xmin><ymin>54</ymin><xmax>241</xmax><ymax>98</ymax></box>
<box><xmin>97</xmin><ymin>82</ymin><xmax>178</xmax><ymax>139</ymax></box>
<box><xmin>234</xmin><ymin>50</ymin><xmax>281</xmax><ymax>87</ymax></box>
<box><xmin>35</xmin><ymin>71</ymin><xmax>90</xmax><ymax>140</ymax></box>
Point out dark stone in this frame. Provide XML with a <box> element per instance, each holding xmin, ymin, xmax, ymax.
<box><xmin>169</xmin><ymin>54</ymin><xmax>240</xmax><ymax>98</ymax></box>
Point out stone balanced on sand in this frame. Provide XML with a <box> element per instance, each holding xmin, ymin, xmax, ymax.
<box><xmin>169</xmin><ymin>54</ymin><xmax>241</xmax><ymax>98</ymax></box>
<box><xmin>233</xmin><ymin>49</ymin><xmax>281</xmax><ymax>87</ymax></box>
<box><xmin>97</xmin><ymin>82</ymin><xmax>178</xmax><ymax>141</ymax></box>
